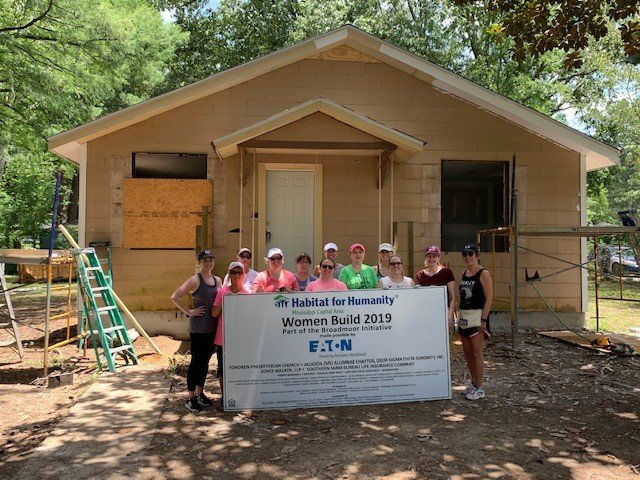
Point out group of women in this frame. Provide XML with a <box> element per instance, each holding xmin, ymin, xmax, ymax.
<box><xmin>171</xmin><ymin>241</ymin><xmax>493</xmax><ymax>411</ymax></box>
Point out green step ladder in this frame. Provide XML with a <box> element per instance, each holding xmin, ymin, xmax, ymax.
<box><xmin>74</xmin><ymin>248</ymin><xmax>138</xmax><ymax>372</ymax></box>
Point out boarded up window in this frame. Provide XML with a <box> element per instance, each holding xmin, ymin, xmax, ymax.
<box><xmin>441</xmin><ymin>160</ymin><xmax>508</xmax><ymax>252</ymax></box>
<box><xmin>132</xmin><ymin>153</ymin><xmax>207</xmax><ymax>179</ymax></box>
<box><xmin>123</xmin><ymin>179</ymin><xmax>213</xmax><ymax>249</ymax></box>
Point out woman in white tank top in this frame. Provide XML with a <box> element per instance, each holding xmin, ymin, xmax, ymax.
<box><xmin>378</xmin><ymin>254</ymin><xmax>415</xmax><ymax>289</ymax></box>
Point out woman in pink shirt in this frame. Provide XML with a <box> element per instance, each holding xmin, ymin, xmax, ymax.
<box><xmin>252</xmin><ymin>248</ymin><xmax>299</xmax><ymax>293</ymax></box>
<box><xmin>212</xmin><ymin>262</ymin><xmax>251</xmax><ymax>398</ymax></box>
<box><xmin>306</xmin><ymin>258</ymin><xmax>348</xmax><ymax>292</ymax></box>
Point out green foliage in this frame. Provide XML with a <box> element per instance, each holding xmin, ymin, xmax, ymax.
<box><xmin>0</xmin><ymin>0</ymin><xmax>185</xmax><ymax>247</ymax></box>
<box><xmin>0</xmin><ymin>152</ymin><xmax>75</xmax><ymax>248</ymax></box>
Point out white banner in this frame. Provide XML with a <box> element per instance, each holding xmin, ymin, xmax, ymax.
<box><xmin>222</xmin><ymin>287</ymin><xmax>451</xmax><ymax>411</ymax></box>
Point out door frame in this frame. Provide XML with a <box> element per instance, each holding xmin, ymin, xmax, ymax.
<box><xmin>258</xmin><ymin>163</ymin><xmax>323</xmax><ymax>265</ymax></box>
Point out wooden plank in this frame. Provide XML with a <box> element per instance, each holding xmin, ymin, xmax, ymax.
<box><xmin>240</xmin><ymin>140</ymin><xmax>397</xmax><ymax>151</ymax></box>
<box><xmin>519</xmin><ymin>226</ymin><xmax>640</xmax><ymax>237</ymax></box>
<box><xmin>538</xmin><ymin>330</ymin><xmax>639</xmax><ymax>355</ymax></box>
<box><xmin>124</xmin><ymin>179</ymin><xmax>213</xmax><ymax>249</ymax></box>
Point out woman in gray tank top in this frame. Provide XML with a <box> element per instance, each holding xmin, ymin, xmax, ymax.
<box><xmin>171</xmin><ymin>250</ymin><xmax>221</xmax><ymax>412</ymax></box>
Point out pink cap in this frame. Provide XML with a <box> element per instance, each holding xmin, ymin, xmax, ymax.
<box><xmin>349</xmin><ymin>243</ymin><xmax>365</xmax><ymax>253</ymax></box>
<box><xmin>424</xmin><ymin>245</ymin><xmax>441</xmax><ymax>256</ymax></box>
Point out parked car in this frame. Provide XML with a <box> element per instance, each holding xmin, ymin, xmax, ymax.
<box><xmin>603</xmin><ymin>247</ymin><xmax>639</xmax><ymax>276</ymax></box>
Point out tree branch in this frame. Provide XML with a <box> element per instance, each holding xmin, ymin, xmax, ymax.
<box><xmin>0</xmin><ymin>0</ymin><xmax>54</xmax><ymax>34</ymax></box>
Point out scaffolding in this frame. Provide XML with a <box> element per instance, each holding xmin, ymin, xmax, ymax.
<box><xmin>477</xmin><ymin>225</ymin><xmax>640</xmax><ymax>343</ymax></box>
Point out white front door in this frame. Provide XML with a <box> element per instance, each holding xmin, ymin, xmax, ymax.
<box><xmin>266</xmin><ymin>170</ymin><xmax>315</xmax><ymax>269</ymax></box>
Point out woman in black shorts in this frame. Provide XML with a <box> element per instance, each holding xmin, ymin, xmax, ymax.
<box><xmin>457</xmin><ymin>244</ymin><xmax>493</xmax><ymax>401</ymax></box>
<box><xmin>170</xmin><ymin>250</ymin><xmax>221</xmax><ymax>412</ymax></box>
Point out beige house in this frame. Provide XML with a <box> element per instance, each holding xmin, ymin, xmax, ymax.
<box><xmin>49</xmin><ymin>26</ymin><xmax>618</xmax><ymax>336</ymax></box>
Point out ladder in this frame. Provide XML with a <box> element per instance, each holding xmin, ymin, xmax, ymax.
<box><xmin>74</xmin><ymin>248</ymin><xmax>138</xmax><ymax>372</ymax></box>
<box><xmin>0</xmin><ymin>263</ymin><xmax>24</xmax><ymax>360</ymax></box>
<box><xmin>79</xmin><ymin>241</ymin><xmax>112</xmax><ymax>349</ymax></box>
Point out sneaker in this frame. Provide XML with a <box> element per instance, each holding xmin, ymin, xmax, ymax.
<box><xmin>185</xmin><ymin>396</ymin><xmax>203</xmax><ymax>412</ymax></box>
<box><xmin>465</xmin><ymin>387</ymin><xmax>485</xmax><ymax>400</ymax></box>
<box><xmin>197</xmin><ymin>392</ymin><xmax>214</xmax><ymax>407</ymax></box>
<box><xmin>462</xmin><ymin>382</ymin><xmax>478</xmax><ymax>395</ymax></box>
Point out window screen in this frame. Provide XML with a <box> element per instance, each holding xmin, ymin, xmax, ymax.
<box><xmin>441</xmin><ymin>160</ymin><xmax>508</xmax><ymax>252</ymax></box>
<box><xmin>132</xmin><ymin>153</ymin><xmax>207</xmax><ymax>179</ymax></box>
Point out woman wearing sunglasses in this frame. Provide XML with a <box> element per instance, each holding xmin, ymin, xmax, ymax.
<box><xmin>212</xmin><ymin>262</ymin><xmax>251</xmax><ymax>402</ymax></box>
<box><xmin>457</xmin><ymin>244</ymin><xmax>493</xmax><ymax>401</ymax></box>
<box><xmin>415</xmin><ymin>245</ymin><xmax>456</xmax><ymax>326</ymax></box>
<box><xmin>252</xmin><ymin>248</ymin><xmax>299</xmax><ymax>293</ymax></box>
<box><xmin>223</xmin><ymin>247</ymin><xmax>258</xmax><ymax>288</ymax></box>
<box><xmin>378</xmin><ymin>254</ymin><xmax>414</xmax><ymax>288</ymax></box>
<box><xmin>306</xmin><ymin>258</ymin><xmax>348</xmax><ymax>292</ymax></box>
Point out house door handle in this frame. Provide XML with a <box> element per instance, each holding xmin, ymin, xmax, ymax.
<box><xmin>266</xmin><ymin>229</ymin><xmax>271</xmax><ymax>243</ymax></box>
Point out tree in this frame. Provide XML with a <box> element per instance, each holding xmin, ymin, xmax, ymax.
<box><xmin>0</xmin><ymin>0</ymin><xmax>185</xmax><ymax>248</ymax></box>
<box><xmin>451</xmin><ymin>0</ymin><xmax>640</xmax><ymax>68</ymax></box>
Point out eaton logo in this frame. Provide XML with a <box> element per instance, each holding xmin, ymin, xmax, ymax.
<box><xmin>273</xmin><ymin>295</ymin><xmax>289</xmax><ymax>308</ymax></box>
<box><xmin>309</xmin><ymin>339</ymin><xmax>352</xmax><ymax>353</ymax></box>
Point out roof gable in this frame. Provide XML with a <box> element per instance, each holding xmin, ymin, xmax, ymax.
<box><xmin>212</xmin><ymin>97</ymin><xmax>425</xmax><ymax>160</ymax></box>
<box><xmin>48</xmin><ymin>25</ymin><xmax>618</xmax><ymax>171</ymax></box>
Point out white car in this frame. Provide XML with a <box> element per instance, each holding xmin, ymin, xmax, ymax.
<box><xmin>604</xmin><ymin>248</ymin><xmax>639</xmax><ymax>276</ymax></box>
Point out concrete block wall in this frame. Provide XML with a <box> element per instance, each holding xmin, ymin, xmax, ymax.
<box><xmin>84</xmin><ymin>55</ymin><xmax>583</xmax><ymax>319</ymax></box>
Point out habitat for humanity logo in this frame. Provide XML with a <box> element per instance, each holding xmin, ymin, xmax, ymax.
<box><xmin>273</xmin><ymin>294</ymin><xmax>290</xmax><ymax>308</ymax></box>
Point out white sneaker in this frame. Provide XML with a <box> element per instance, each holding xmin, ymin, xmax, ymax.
<box><xmin>462</xmin><ymin>383</ymin><xmax>477</xmax><ymax>395</ymax></box>
<box><xmin>465</xmin><ymin>387</ymin><xmax>485</xmax><ymax>400</ymax></box>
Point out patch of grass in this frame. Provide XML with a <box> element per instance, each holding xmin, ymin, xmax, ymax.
<box><xmin>587</xmin><ymin>276</ymin><xmax>640</xmax><ymax>334</ymax></box>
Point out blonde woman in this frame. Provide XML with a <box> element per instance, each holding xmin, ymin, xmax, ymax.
<box><xmin>378</xmin><ymin>254</ymin><xmax>414</xmax><ymax>288</ymax></box>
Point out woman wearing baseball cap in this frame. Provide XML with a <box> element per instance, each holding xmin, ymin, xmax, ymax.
<box><xmin>372</xmin><ymin>243</ymin><xmax>394</xmax><ymax>280</ymax></box>
<box><xmin>223</xmin><ymin>247</ymin><xmax>258</xmax><ymax>288</ymax></box>
<box><xmin>338</xmin><ymin>243</ymin><xmax>378</xmax><ymax>290</ymax></box>
<box><xmin>415</xmin><ymin>245</ymin><xmax>456</xmax><ymax>325</ymax></box>
<box><xmin>457</xmin><ymin>243</ymin><xmax>493</xmax><ymax>401</ymax></box>
<box><xmin>252</xmin><ymin>248</ymin><xmax>299</xmax><ymax>293</ymax></box>
<box><xmin>212</xmin><ymin>261</ymin><xmax>252</xmax><ymax>403</ymax></box>
<box><xmin>170</xmin><ymin>249</ymin><xmax>221</xmax><ymax>412</ymax></box>
<box><xmin>313</xmin><ymin>242</ymin><xmax>344</xmax><ymax>279</ymax></box>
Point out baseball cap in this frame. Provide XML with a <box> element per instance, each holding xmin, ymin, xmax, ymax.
<box><xmin>267</xmin><ymin>247</ymin><xmax>284</xmax><ymax>259</ymax></box>
<box><xmin>323</xmin><ymin>242</ymin><xmax>338</xmax><ymax>251</ymax></box>
<box><xmin>349</xmin><ymin>243</ymin><xmax>365</xmax><ymax>253</ymax></box>
<box><xmin>462</xmin><ymin>244</ymin><xmax>480</xmax><ymax>254</ymax></box>
<box><xmin>197</xmin><ymin>249</ymin><xmax>214</xmax><ymax>260</ymax></box>
<box><xmin>228</xmin><ymin>261</ymin><xmax>244</xmax><ymax>272</ymax></box>
<box><xmin>238</xmin><ymin>247</ymin><xmax>251</xmax><ymax>255</ymax></box>
<box><xmin>378</xmin><ymin>243</ymin><xmax>393</xmax><ymax>252</ymax></box>
<box><xmin>424</xmin><ymin>245</ymin><xmax>441</xmax><ymax>256</ymax></box>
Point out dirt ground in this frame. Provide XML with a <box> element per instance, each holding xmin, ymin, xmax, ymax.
<box><xmin>0</xmin><ymin>293</ymin><xmax>639</xmax><ymax>479</ymax></box>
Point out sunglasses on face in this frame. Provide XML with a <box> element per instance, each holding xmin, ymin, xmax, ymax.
<box><xmin>462</xmin><ymin>252</ymin><xmax>475</xmax><ymax>257</ymax></box>
<box><xmin>270</xmin><ymin>256</ymin><xmax>283</xmax><ymax>261</ymax></box>
<box><xmin>239</xmin><ymin>253</ymin><xmax>251</xmax><ymax>259</ymax></box>
<box><xmin>229</xmin><ymin>270</ymin><xmax>243</xmax><ymax>275</ymax></box>
<box><xmin>320</xmin><ymin>264</ymin><xmax>334</xmax><ymax>270</ymax></box>
<box><xmin>389</xmin><ymin>262</ymin><xmax>403</xmax><ymax>266</ymax></box>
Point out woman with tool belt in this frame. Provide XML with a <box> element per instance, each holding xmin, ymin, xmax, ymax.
<box><xmin>457</xmin><ymin>244</ymin><xmax>493</xmax><ymax>401</ymax></box>
<box><xmin>170</xmin><ymin>249</ymin><xmax>221</xmax><ymax>412</ymax></box>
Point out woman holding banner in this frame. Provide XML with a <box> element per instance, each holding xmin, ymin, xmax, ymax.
<box><xmin>378</xmin><ymin>254</ymin><xmax>414</xmax><ymax>288</ymax></box>
<box><xmin>306</xmin><ymin>258</ymin><xmax>348</xmax><ymax>292</ymax></box>
<box><xmin>212</xmin><ymin>261</ymin><xmax>252</xmax><ymax>402</ymax></box>
<box><xmin>457</xmin><ymin>244</ymin><xmax>493</xmax><ymax>401</ymax></box>
<box><xmin>415</xmin><ymin>245</ymin><xmax>456</xmax><ymax>325</ymax></box>
<box><xmin>170</xmin><ymin>249</ymin><xmax>221</xmax><ymax>412</ymax></box>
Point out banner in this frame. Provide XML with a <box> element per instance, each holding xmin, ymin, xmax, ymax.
<box><xmin>222</xmin><ymin>287</ymin><xmax>450</xmax><ymax>411</ymax></box>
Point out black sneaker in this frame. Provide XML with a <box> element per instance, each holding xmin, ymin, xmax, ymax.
<box><xmin>197</xmin><ymin>392</ymin><xmax>214</xmax><ymax>407</ymax></box>
<box><xmin>185</xmin><ymin>396</ymin><xmax>203</xmax><ymax>412</ymax></box>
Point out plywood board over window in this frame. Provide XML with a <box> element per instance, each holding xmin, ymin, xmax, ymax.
<box><xmin>123</xmin><ymin>179</ymin><xmax>213</xmax><ymax>248</ymax></box>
